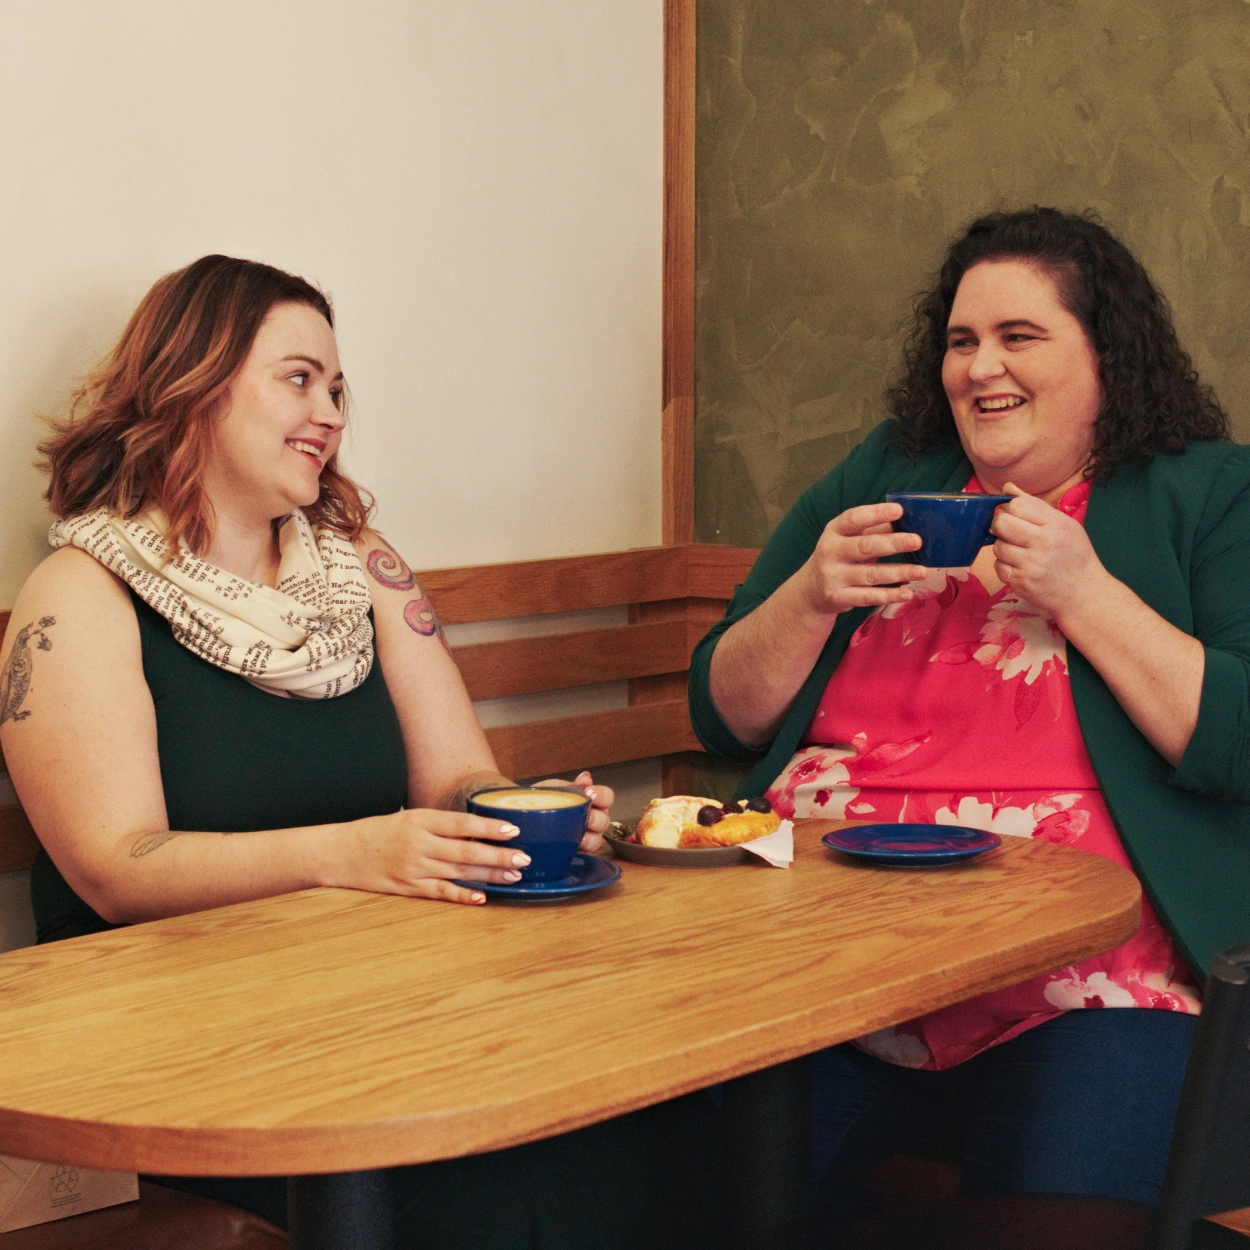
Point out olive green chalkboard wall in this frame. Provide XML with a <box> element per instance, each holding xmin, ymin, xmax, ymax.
<box><xmin>695</xmin><ymin>0</ymin><xmax>1250</xmax><ymax>547</ymax></box>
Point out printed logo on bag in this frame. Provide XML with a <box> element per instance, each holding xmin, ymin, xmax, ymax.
<box><xmin>49</xmin><ymin>1166</ymin><xmax>81</xmax><ymax>1208</ymax></box>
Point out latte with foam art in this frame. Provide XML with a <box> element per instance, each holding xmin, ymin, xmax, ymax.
<box><xmin>472</xmin><ymin>787</ymin><xmax>587</xmax><ymax>811</ymax></box>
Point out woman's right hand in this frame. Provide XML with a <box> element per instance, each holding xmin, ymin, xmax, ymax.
<box><xmin>323</xmin><ymin>809</ymin><xmax>532</xmax><ymax>905</ymax></box>
<box><xmin>797</xmin><ymin>502</ymin><xmax>928</xmax><ymax>616</ymax></box>
<box><xmin>708</xmin><ymin>502</ymin><xmax>930</xmax><ymax>747</ymax></box>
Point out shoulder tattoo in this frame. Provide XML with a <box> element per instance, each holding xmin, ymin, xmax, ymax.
<box><xmin>0</xmin><ymin>616</ymin><xmax>56</xmax><ymax>726</ymax></box>
<box><xmin>365</xmin><ymin>547</ymin><xmax>417</xmax><ymax>591</ymax></box>
<box><xmin>363</xmin><ymin>545</ymin><xmax>453</xmax><ymax>656</ymax></box>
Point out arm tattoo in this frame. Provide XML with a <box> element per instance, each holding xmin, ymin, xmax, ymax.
<box><xmin>0</xmin><ymin>616</ymin><xmax>56</xmax><ymax>727</ymax></box>
<box><xmin>404</xmin><ymin>591</ymin><xmax>453</xmax><ymax>657</ymax></box>
<box><xmin>365</xmin><ymin>547</ymin><xmax>417</xmax><ymax>591</ymax></box>
<box><xmin>129</xmin><ymin>830</ymin><xmax>191</xmax><ymax>858</ymax></box>
<box><xmin>363</xmin><ymin>542</ymin><xmax>452</xmax><ymax>655</ymax></box>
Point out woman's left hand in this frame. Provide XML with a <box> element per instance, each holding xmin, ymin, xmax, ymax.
<box><xmin>990</xmin><ymin>483</ymin><xmax>1110</xmax><ymax>621</ymax></box>
<box><xmin>533</xmin><ymin>770</ymin><xmax>613</xmax><ymax>853</ymax></box>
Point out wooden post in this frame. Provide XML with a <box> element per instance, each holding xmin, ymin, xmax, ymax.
<box><xmin>662</xmin><ymin>0</ymin><xmax>695</xmax><ymax>547</ymax></box>
<box><xmin>640</xmin><ymin>0</ymin><xmax>700</xmax><ymax>795</ymax></box>
<box><xmin>631</xmin><ymin>0</ymin><xmax>699</xmax><ymax>796</ymax></box>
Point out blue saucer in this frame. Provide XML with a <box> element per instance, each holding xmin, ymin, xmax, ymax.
<box><xmin>455</xmin><ymin>854</ymin><xmax>622</xmax><ymax>900</ymax></box>
<box><xmin>822</xmin><ymin>824</ymin><xmax>1001</xmax><ymax>866</ymax></box>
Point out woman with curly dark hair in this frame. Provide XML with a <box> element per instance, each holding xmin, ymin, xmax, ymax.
<box><xmin>688</xmin><ymin>208</ymin><xmax>1250</xmax><ymax>1235</ymax></box>
<box><xmin>888</xmin><ymin>207</ymin><xmax>1229</xmax><ymax>473</ymax></box>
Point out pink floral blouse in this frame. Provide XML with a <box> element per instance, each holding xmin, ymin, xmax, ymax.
<box><xmin>766</xmin><ymin>478</ymin><xmax>1200</xmax><ymax>1071</ymax></box>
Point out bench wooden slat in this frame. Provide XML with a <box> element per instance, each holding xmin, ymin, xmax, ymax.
<box><xmin>454</xmin><ymin>619</ymin><xmax>692</xmax><ymax>702</ymax></box>
<box><xmin>418</xmin><ymin>545</ymin><xmax>759</xmax><ymax>626</ymax></box>
<box><xmin>418</xmin><ymin>547</ymin><xmax>687</xmax><ymax>624</ymax></box>
<box><xmin>0</xmin><ymin>805</ymin><xmax>38</xmax><ymax>874</ymax></box>
<box><xmin>684</xmin><ymin>544</ymin><xmax>757</xmax><ymax>599</ymax></box>
<box><xmin>485</xmin><ymin>700</ymin><xmax>696</xmax><ymax>780</ymax></box>
<box><xmin>0</xmin><ymin>611</ymin><xmax>8</xmax><ymax>778</ymax></box>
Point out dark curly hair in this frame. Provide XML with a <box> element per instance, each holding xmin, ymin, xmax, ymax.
<box><xmin>887</xmin><ymin>207</ymin><xmax>1229</xmax><ymax>476</ymax></box>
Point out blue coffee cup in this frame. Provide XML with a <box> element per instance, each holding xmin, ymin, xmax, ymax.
<box><xmin>467</xmin><ymin>786</ymin><xmax>591</xmax><ymax>883</ymax></box>
<box><xmin>886</xmin><ymin>492</ymin><xmax>1012</xmax><ymax>568</ymax></box>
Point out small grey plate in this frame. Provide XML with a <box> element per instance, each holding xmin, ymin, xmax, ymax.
<box><xmin>604</xmin><ymin>824</ymin><xmax>750</xmax><ymax>868</ymax></box>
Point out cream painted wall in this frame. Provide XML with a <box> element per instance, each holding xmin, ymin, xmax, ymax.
<box><xmin>0</xmin><ymin>1</ymin><xmax>664</xmax><ymax>948</ymax></box>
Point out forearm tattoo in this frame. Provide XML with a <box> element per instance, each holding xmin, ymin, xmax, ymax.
<box><xmin>0</xmin><ymin>616</ymin><xmax>56</xmax><ymax>726</ymax></box>
<box><xmin>129</xmin><ymin>830</ymin><xmax>191</xmax><ymax>858</ymax></box>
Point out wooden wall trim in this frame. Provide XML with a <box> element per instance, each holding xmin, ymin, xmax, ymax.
<box><xmin>662</xmin><ymin>0</ymin><xmax>696</xmax><ymax>545</ymax></box>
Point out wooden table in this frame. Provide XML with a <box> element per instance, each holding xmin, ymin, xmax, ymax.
<box><xmin>0</xmin><ymin>820</ymin><xmax>1140</xmax><ymax>1249</ymax></box>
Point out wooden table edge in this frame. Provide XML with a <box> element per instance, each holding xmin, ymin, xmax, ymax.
<box><xmin>0</xmin><ymin>863</ymin><xmax>1140</xmax><ymax>1176</ymax></box>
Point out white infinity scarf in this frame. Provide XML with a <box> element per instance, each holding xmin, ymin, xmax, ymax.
<box><xmin>49</xmin><ymin>508</ymin><xmax>374</xmax><ymax>699</ymax></box>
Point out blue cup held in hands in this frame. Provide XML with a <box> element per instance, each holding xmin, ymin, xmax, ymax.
<box><xmin>886</xmin><ymin>492</ymin><xmax>1012</xmax><ymax>568</ymax></box>
<box><xmin>467</xmin><ymin>786</ymin><xmax>591</xmax><ymax>883</ymax></box>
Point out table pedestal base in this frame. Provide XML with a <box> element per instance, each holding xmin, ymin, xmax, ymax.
<box><xmin>724</xmin><ymin>1055</ymin><xmax>812</xmax><ymax>1250</ymax></box>
<box><xmin>288</xmin><ymin>1170</ymin><xmax>394</xmax><ymax>1250</ymax></box>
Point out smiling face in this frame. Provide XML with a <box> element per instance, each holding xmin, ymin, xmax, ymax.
<box><xmin>203</xmin><ymin>301</ymin><xmax>346</xmax><ymax>526</ymax></box>
<box><xmin>942</xmin><ymin>260</ymin><xmax>1103</xmax><ymax>500</ymax></box>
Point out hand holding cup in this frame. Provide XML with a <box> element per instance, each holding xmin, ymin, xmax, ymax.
<box><xmin>468</xmin><ymin>785</ymin><xmax>592</xmax><ymax>883</ymax></box>
<box><xmin>534</xmin><ymin>770</ymin><xmax>612</xmax><ymax>854</ymax></box>
<box><xmin>799</xmin><ymin>502</ymin><xmax>930</xmax><ymax>616</ymax></box>
<box><xmin>989</xmin><ymin>484</ymin><xmax>1109</xmax><ymax>618</ymax></box>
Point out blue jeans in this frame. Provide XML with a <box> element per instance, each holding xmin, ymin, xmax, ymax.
<box><xmin>812</xmin><ymin>1008</ymin><xmax>1197</xmax><ymax>1234</ymax></box>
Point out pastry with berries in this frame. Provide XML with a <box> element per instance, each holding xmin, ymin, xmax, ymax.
<box><xmin>634</xmin><ymin>794</ymin><xmax>780</xmax><ymax>848</ymax></box>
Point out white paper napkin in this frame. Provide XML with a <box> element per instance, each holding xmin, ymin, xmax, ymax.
<box><xmin>741</xmin><ymin>819</ymin><xmax>794</xmax><ymax>868</ymax></box>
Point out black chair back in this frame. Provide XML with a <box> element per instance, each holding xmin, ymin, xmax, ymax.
<box><xmin>1154</xmin><ymin>941</ymin><xmax>1250</xmax><ymax>1249</ymax></box>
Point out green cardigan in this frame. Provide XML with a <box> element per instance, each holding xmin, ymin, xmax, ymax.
<box><xmin>689</xmin><ymin>421</ymin><xmax>1250</xmax><ymax>977</ymax></box>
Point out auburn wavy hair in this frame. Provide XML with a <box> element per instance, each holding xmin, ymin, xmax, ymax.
<box><xmin>886</xmin><ymin>207</ymin><xmax>1229</xmax><ymax>476</ymax></box>
<box><xmin>39</xmin><ymin>254</ymin><xmax>374</xmax><ymax>557</ymax></box>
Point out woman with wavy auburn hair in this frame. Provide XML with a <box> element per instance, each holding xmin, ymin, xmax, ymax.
<box><xmin>0</xmin><ymin>255</ymin><xmax>701</xmax><ymax>1247</ymax></box>
<box><xmin>41</xmin><ymin>257</ymin><xmax>371</xmax><ymax>559</ymax></box>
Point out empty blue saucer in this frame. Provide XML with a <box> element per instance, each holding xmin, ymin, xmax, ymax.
<box><xmin>454</xmin><ymin>854</ymin><xmax>622</xmax><ymax>900</ymax></box>
<box><xmin>822</xmin><ymin>824</ymin><xmax>1001</xmax><ymax>866</ymax></box>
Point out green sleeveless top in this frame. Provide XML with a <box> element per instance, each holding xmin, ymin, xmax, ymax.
<box><xmin>31</xmin><ymin>591</ymin><xmax>409</xmax><ymax>944</ymax></box>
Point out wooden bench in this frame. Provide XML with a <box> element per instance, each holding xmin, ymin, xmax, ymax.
<box><xmin>0</xmin><ymin>540</ymin><xmax>756</xmax><ymax>876</ymax></box>
<box><xmin>0</xmin><ymin>540</ymin><xmax>755</xmax><ymax>1246</ymax></box>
